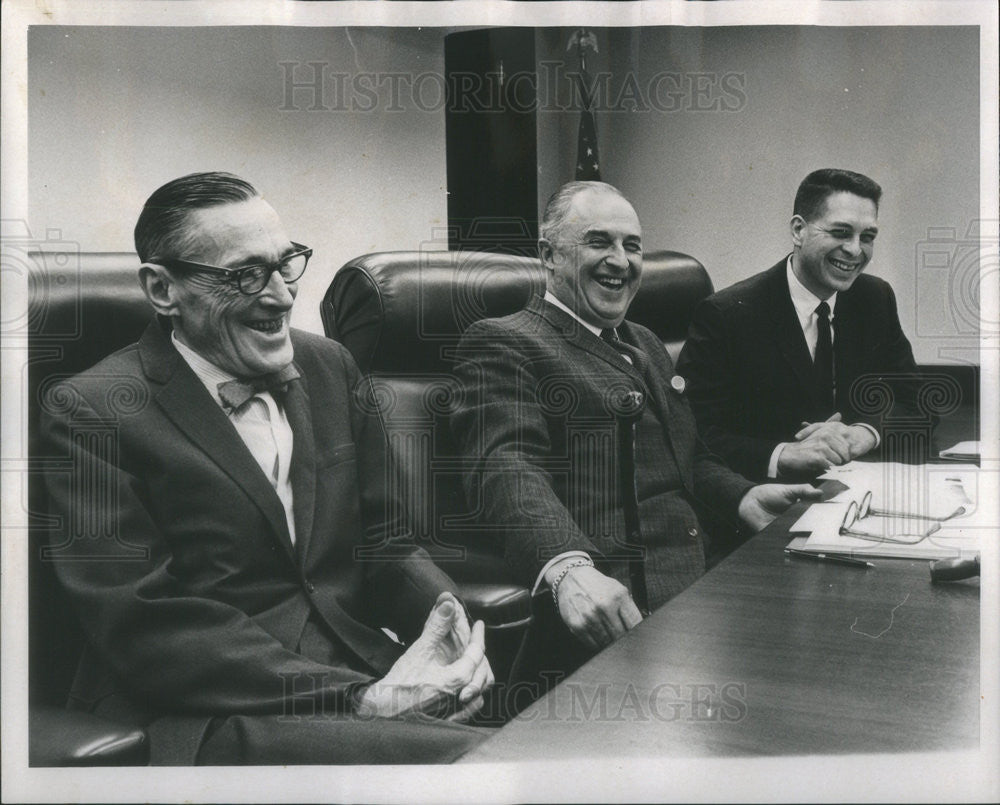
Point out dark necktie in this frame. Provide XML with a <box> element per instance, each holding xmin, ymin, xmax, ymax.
<box><xmin>601</xmin><ymin>328</ymin><xmax>649</xmax><ymax>376</ymax></box>
<box><xmin>813</xmin><ymin>301</ymin><xmax>834</xmax><ymax>415</ymax></box>
<box><xmin>601</xmin><ymin>328</ymin><xmax>650</xmax><ymax>614</ymax></box>
<box><xmin>217</xmin><ymin>364</ymin><xmax>301</xmax><ymax>411</ymax></box>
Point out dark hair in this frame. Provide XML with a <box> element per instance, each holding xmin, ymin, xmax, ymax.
<box><xmin>793</xmin><ymin>169</ymin><xmax>882</xmax><ymax>221</ymax></box>
<box><xmin>540</xmin><ymin>180</ymin><xmax>628</xmax><ymax>241</ymax></box>
<box><xmin>134</xmin><ymin>171</ymin><xmax>258</xmax><ymax>263</ymax></box>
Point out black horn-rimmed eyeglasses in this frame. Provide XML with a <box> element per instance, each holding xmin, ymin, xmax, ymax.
<box><xmin>158</xmin><ymin>242</ymin><xmax>312</xmax><ymax>295</ymax></box>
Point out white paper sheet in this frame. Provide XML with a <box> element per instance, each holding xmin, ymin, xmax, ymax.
<box><xmin>793</xmin><ymin>462</ymin><xmax>986</xmax><ymax>558</ymax></box>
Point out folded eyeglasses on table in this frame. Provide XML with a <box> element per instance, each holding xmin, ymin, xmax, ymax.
<box><xmin>838</xmin><ymin>489</ymin><xmax>967</xmax><ymax>544</ymax></box>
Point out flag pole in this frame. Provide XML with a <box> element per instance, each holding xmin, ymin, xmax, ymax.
<box><xmin>569</xmin><ymin>29</ymin><xmax>601</xmax><ymax>181</ymax></box>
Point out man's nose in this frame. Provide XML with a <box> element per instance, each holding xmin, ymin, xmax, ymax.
<box><xmin>605</xmin><ymin>243</ymin><xmax>629</xmax><ymax>269</ymax></box>
<box><xmin>842</xmin><ymin>235</ymin><xmax>863</xmax><ymax>257</ymax></box>
<box><xmin>258</xmin><ymin>269</ymin><xmax>296</xmax><ymax>306</ymax></box>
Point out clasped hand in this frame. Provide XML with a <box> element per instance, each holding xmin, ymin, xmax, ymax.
<box><xmin>777</xmin><ymin>412</ymin><xmax>877</xmax><ymax>475</ymax></box>
<box><xmin>358</xmin><ymin>592</ymin><xmax>494</xmax><ymax>722</ymax></box>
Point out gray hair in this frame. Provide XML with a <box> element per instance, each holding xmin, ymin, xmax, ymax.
<box><xmin>539</xmin><ymin>181</ymin><xmax>628</xmax><ymax>242</ymax></box>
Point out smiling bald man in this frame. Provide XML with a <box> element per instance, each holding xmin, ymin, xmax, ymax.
<box><xmin>451</xmin><ymin>181</ymin><xmax>818</xmax><ymax>687</ymax></box>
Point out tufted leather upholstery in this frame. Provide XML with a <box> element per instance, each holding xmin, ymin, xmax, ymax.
<box><xmin>325</xmin><ymin>251</ymin><xmax>543</xmax><ymax>374</ymax></box>
<box><xmin>27</xmin><ymin>252</ymin><xmax>152</xmax><ymax>765</ymax></box>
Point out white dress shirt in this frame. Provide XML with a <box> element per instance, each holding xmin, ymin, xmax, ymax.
<box><xmin>785</xmin><ymin>257</ymin><xmax>838</xmax><ymax>361</ymax></box>
<box><xmin>172</xmin><ymin>334</ymin><xmax>297</xmax><ymax>544</ymax></box>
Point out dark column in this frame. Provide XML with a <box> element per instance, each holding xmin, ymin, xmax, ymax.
<box><xmin>445</xmin><ymin>28</ymin><xmax>538</xmax><ymax>256</ymax></box>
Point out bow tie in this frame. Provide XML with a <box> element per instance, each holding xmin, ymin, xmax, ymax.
<box><xmin>217</xmin><ymin>364</ymin><xmax>301</xmax><ymax>411</ymax></box>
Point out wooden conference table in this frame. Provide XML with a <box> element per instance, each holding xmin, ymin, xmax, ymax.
<box><xmin>460</xmin><ymin>484</ymin><xmax>981</xmax><ymax>761</ymax></box>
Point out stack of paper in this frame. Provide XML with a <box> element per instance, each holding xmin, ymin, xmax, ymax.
<box><xmin>789</xmin><ymin>462</ymin><xmax>984</xmax><ymax>559</ymax></box>
<box><xmin>819</xmin><ymin>462</ymin><xmax>975</xmax><ymax>520</ymax></box>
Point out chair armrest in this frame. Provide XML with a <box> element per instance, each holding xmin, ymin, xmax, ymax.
<box><xmin>30</xmin><ymin>705</ymin><xmax>149</xmax><ymax>766</ymax></box>
<box><xmin>458</xmin><ymin>582</ymin><xmax>532</xmax><ymax>630</ymax></box>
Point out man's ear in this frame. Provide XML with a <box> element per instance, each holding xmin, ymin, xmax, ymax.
<box><xmin>138</xmin><ymin>263</ymin><xmax>181</xmax><ymax>317</ymax></box>
<box><xmin>790</xmin><ymin>215</ymin><xmax>807</xmax><ymax>248</ymax></box>
<box><xmin>538</xmin><ymin>238</ymin><xmax>556</xmax><ymax>270</ymax></box>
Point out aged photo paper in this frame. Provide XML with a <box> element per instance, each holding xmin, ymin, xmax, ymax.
<box><xmin>3</xmin><ymin>1</ymin><xmax>997</xmax><ymax>802</ymax></box>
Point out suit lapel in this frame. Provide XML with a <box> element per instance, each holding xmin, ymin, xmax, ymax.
<box><xmin>531</xmin><ymin>297</ymin><xmax>648</xmax><ymax>389</ymax></box>
<box><xmin>139</xmin><ymin>322</ymin><xmax>297</xmax><ymax>564</ymax></box>
<box><xmin>282</xmin><ymin>375</ymin><xmax>316</xmax><ymax>562</ymax></box>
<box><xmin>618</xmin><ymin>320</ymin><xmax>672</xmax><ymax>414</ymax></box>
<box><xmin>531</xmin><ymin>298</ymin><xmax>683</xmax><ymax>456</ymax></box>
<box><xmin>765</xmin><ymin>261</ymin><xmax>818</xmax><ymax>407</ymax></box>
<box><xmin>618</xmin><ymin>320</ymin><xmax>687</xmax><ymax>460</ymax></box>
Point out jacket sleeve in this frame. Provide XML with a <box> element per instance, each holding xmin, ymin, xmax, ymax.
<box><xmin>42</xmin><ymin>385</ymin><xmax>378</xmax><ymax>717</ymax></box>
<box><xmin>691</xmin><ymin>442</ymin><xmax>756</xmax><ymax>526</ymax></box>
<box><xmin>450</xmin><ymin>319</ymin><xmax>601</xmax><ymax>586</ymax></box>
<box><xmin>846</xmin><ymin>283</ymin><xmax>923</xmax><ymax>434</ymax></box>
<box><xmin>678</xmin><ymin>297</ymin><xmax>778</xmax><ymax>481</ymax></box>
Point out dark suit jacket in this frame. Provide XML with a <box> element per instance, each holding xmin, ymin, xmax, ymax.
<box><xmin>677</xmin><ymin>258</ymin><xmax>920</xmax><ymax>482</ymax></box>
<box><xmin>41</xmin><ymin>320</ymin><xmax>458</xmax><ymax>764</ymax></box>
<box><xmin>451</xmin><ymin>296</ymin><xmax>753</xmax><ymax>610</ymax></box>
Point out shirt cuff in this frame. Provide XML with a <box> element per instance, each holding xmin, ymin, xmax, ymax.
<box><xmin>768</xmin><ymin>443</ymin><xmax>788</xmax><ymax>479</ymax></box>
<box><xmin>532</xmin><ymin>551</ymin><xmax>593</xmax><ymax>594</ymax></box>
<box><xmin>853</xmin><ymin>422</ymin><xmax>881</xmax><ymax>449</ymax></box>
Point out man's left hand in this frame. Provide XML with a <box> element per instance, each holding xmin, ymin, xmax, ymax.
<box><xmin>738</xmin><ymin>484</ymin><xmax>823</xmax><ymax>533</ymax></box>
<box><xmin>357</xmin><ymin>592</ymin><xmax>494</xmax><ymax>722</ymax></box>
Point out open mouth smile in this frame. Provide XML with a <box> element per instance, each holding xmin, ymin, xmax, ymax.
<box><xmin>828</xmin><ymin>258</ymin><xmax>860</xmax><ymax>272</ymax></box>
<box><xmin>595</xmin><ymin>276</ymin><xmax>626</xmax><ymax>290</ymax></box>
<box><xmin>245</xmin><ymin>317</ymin><xmax>285</xmax><ymax>334</ymax></box>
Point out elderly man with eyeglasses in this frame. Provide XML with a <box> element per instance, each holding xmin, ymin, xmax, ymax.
<box><xmin>40</xmin><ymin>172</ymin><xmax>493</xmax><ymax>765</ymax></box>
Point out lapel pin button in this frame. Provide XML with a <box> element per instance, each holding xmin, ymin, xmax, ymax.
<box><xmin>671</xmin><ymin>375</ymin><xmax>686</xmax><ymax>393</ymax></box>
<box><xmin>621</xmin><ymin>390</ymin><xmax>644</xmax><ymax>412</ymax></box>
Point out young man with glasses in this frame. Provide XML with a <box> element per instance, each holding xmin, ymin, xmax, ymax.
<box><xmin>40</xmin><ymin>172</ymin><xmax>492</xmax><ymax>765</ymax></box>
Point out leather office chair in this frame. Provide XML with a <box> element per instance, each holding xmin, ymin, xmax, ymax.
<box><xmin>27</xmin><ymin>252</ymin><xmax>153</xmax><ymax>765</ymax></box>
<box><xmin>321</xmin><ymin>249</ymin><xmax>713</xmax><ymax>681</ymax></box>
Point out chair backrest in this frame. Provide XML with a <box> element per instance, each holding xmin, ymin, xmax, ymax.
<box><xmin>27</xmin><ymin>252</ymin><xmax>152</xmax><ymax>705</ymax></box>
<box><xmin>322</xmin><ymin>250</ymin><xmax>712</xmax><ymax>372</ymax></box>
<box><xmin>321</xmin><ymin>250</ymin><xmax>713</xmax><ymax>581</ymax></box>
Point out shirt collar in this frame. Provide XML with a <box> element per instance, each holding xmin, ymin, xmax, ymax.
<box><xmin>786</xmin><ymin>255</ymin><xmax>837</xmax><ymax>320</ymax></box>
<box><xmin>543</xmin><ymin>290</ymin><xmax>604</xmax><ymax>337</ymax></box>
<box><xmin>171</xmin><ymin>332</ymin><xmax>238</xmax><ymax>408</ymax></box>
